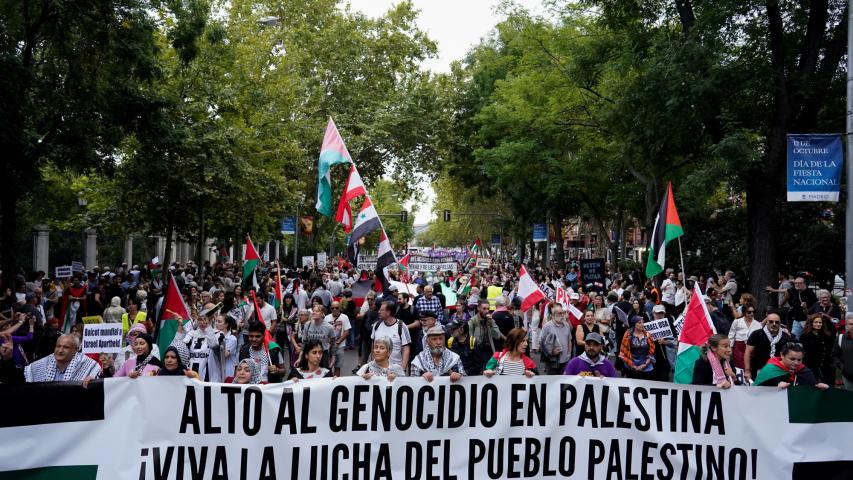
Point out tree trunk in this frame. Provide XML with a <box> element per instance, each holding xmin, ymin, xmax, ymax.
<box><xmin>163</xmin><ymin>220</ymin><xmax>174</xmax><ymax>281</ymax></box>
<box><xmin>553</xmin><ymin>217</ymin><xmax>565</xmax><ymax>271</ymax></box>
<box><xmin>196</xmin><ymin>205</ymin><xmax>205</xmax><ymax>267</ymax></box>
<box><xmin>0</xmin><ymin>186</ymin><xmax>19</xmax><ymax>289</ymax></box>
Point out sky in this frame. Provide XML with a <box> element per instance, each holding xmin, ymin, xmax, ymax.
<box><xmin>344</xmin><ymin>0</ymin><xmax>544</xmax><ymax>224</ymax></box>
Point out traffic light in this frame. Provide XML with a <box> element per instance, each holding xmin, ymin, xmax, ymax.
<box><xmin>400</xmin><ymin>210</ymin><xmax>408</xmax><ymax>223</ymax></box>
<box><xmin>443</xmin><ymin>209</ymin><xmax>451</xmax><ymax>222</ymax></box>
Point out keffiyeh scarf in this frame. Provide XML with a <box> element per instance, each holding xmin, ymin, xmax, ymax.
<box><xmin>764</xmin><ymin>326</ymin><xmax>783</xmax><ymax>358</ymax></box>
<box><xmin>25</xmin><ymin>353</ymin><xmax>100</xmax><ymax>382</ymax></box>
<box><xmin>233</xmin><ymin>358</ymin><xmax>262</xmax><ymax>384</ymax></box>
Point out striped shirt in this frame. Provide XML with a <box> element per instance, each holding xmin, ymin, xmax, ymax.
<box><xmin>498</xmin><ymin>357</ymin><xmax>527</xmax><ymax>376</ymax></box>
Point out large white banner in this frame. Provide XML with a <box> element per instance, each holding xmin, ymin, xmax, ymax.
<box><xmin>0</xmin><ymin>376</ymin><xmax>851</xmax><ymax>479</ymax></box>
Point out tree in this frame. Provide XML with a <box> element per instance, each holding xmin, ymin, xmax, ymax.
<box><xmin>0</xmin><ymin>0</ymin><xmax>160</xmax><ymax>284</ymax></box>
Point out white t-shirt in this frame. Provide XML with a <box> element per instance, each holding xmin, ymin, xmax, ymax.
<box><xmin>661</xmin><ymin>279</ymin><xmax>676</xmax><ymax>304</ymax></box>
<box><xmin>324</xmin><ymin>313</ymin><xmax>352</xmax><ymax>340</ymax></box>
<box><xmin>258</xmin><ymin>303</ymin><xmax>277</xmax><ymax>327</ymax></box>
<box><xmin>371</xmin><ymin>319</ymin><xmax>412</xmax><ymax>366</ymax></box>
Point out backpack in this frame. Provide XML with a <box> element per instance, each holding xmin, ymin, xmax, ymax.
<box><xmin>372</xmin><ymin>319</ymin><xmax>403</xmax><ymax>341</ymax></box>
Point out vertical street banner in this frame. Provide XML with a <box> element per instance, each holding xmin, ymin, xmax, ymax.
<box><xmin>490</xmin><ymin>233</ymin><xmax>501</xmax><ymax>245</ymax></box>
<box><xmin>532</xmin><ymin>223</ymin><xmax>548</xmax><ymax>242</ymax></box>
<box><xmin>280</xmin><ymin>216</ymin><xmax>297</xmax><ymax>235</ymax></box>
<box><xmin>0</xmin><ymin>377</ymin><xmax>851</xmax><ymax>480</ymax></box>
<box><xmin>786</xmin><ymin>134</ymin><xmax>843</xmax><ymax>202</ymax></box>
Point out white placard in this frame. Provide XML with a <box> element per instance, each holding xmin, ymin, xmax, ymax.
<box><xmin>644</xmin><ymin>318</ymin><xmax>674</xmax><ymax>340</ymax></box>
<box><xmin>302</xmin><ymin>256</ymin><xmax>315</xmax><ymax>268</ymax></box>
<box><xmin>82</xmin><ymin>323</ymin><xmax>123</xmax><ymax>354</ymax></box>
<box><xmin>316</xmin><ymin>252</ymin><xmax>328</xmax><ymax>269</ymax></box>
<box><xmin>55</xmin><ymin>266</ymin><xmax>73</xmax><ymax>278</ymax></box>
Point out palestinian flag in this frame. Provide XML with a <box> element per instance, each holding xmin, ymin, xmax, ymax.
<box><xmin>673</xmin><ymin>284</ymin><xmax>716</xmax><ymax>384</ymax></box>
<box><xmin>155</xmin><ymin>273</ymin><xmax>192</xmax><ymax>354</ymax></box>
<box><xmin>273</xmin><ymin>263</ymin><xmax>283</xmax><ymax>311</ymax></box>
<box><xmin>645</xmin><ymin>181</ymin><xmax>684</xmax><ymax>278</ymax></box>
<box><xmin>242</xmin><ymin>235</ymin><xmax>260</xmax><ymax>290</ymax></box>
<box><xmin>754</xmin><ymin>357</ymin><xmax>799</xmax><ymax>386</ymax></box>
<box><xmin>398</xmin><ymin>253</ymin><xmax>411</xmax><ymax>270</ymax></box>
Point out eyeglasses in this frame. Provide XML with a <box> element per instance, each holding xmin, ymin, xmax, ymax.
<box><xmin>745</xmin><ymin>310</ymin><xmax>755</xmax><ymax>314</ymax></box>
<box><xmin>766</xmin><ymin>320</ymin><xmax>780</xmax><ymax>324</ymax></box>
<box><xmin>332</xmin><ymin>307</ymin><xmax>340</xmax><ymax>310</ymax></box>
<box><xmin>788</xmin><ymin>342</ymin><xmax>802</xmax><ymax>347</ymax></box>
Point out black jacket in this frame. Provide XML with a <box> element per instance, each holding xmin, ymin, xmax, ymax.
<box><xmin>691</xmin><ymin>356</ymin><xmax>734</xmax><ymax>386</ymax></box>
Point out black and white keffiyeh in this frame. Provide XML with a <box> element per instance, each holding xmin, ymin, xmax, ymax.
<box><xmin>24</xmin><ymin>353</ymin><xmax>101</xmax><ymax>382</ymax></box>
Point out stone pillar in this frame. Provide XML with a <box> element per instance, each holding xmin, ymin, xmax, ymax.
<box><xmin>170</xmin><ymin>237</ymin><xmax>177</xmax><ymax>264</ymax></box>
<box><xmin>123</xmin><ymin>236</ymin><xmax>133</xmax><ymax>266</ymax></box>
<box><xmin>84</xmin><ymin>228</ymin><xmax>98</xmax><ymax>269</ymax></box>
<box><xmin>264</xmin><ymin>241</ymin><xmax>270</xmax><ymax>261</ymax></box>
<box><xmin>156</xmin><ymin>236</ymin><xmax>167</xmax><ymax>260</ymax></box>
<box><xmin>203</xmin><ymin>238</ymin><xmax>214</xmax><ymax>264</ymax></box>
<box><xmin>176</xmin><ymin>241</ymin><xmax>185</xmax><ymax>263</ymax></box>
<box><xmin>32</xmin><ymin>224</ymin><xmax>50</xmax><ymax>274</ymax></box>
<box><xmin>275</xmin><ymin>241</ymin><xmax>280</xmax><ymax>261</ymax></box>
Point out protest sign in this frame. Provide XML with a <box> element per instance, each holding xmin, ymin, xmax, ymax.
<box><xmin>579</xmin><ymin>258</ymin><xmax>606</xmax><ymax>293</ymax></box>
<box><xmin>316</xmin><ymin>252</ymin><xmax>327</xmax><ymax>269</ymax></box>
<box><xmin>55</xmin><ymin>266</ymin><xmax>73</xmax><ymax>278</ymax></box>
<box><xmin>71</xmin><ymin>261</ymin><xmax>84</xmax><ymax>273</ymax></box>
<box><xmin>301</xmin><ymin>256</ymin><xmax>314</xmax><ymax>268</ymax></box>
<box><xmin>644</xmin><ymin>318</ymin><xmax>674</xmax><ymax>340</ymax></box>
<box><xmin>1</xmin><ymin>376</ymin><xmax>851</xmax><ymax>479</ymax></box>
<box><xmin>82</xmin><ymin>324</ymin><xmax>123</xmax><ymax>354</ymax></box>
<box><xmin>358</xmin><ymin>254</ymin><xmax>457</xmax><ymax>273</ymax></box>
<box><xmin>474</xmin><ymin>257</ymin><xmax>492</xmax><ymax>269</ymax></box>
<box><xmin>672</xmin><ymin>314</ymin><xmax>685</xmax><ymax>339</ymax></box>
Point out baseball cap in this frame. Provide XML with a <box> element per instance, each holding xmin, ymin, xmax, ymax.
<box><xmin>419</xmin><ymin>310</ymin><xmax>437</xmax><ymax>319</ymax></box>
<box><xmin>652</xmin><ymin>304</ymin><xmax>666</xmax><ymax>314</ymax></box>
<box><xmin>585</xmin><ymin>332</ymin><xmax>604</xmax><ymax>344</ymax></box>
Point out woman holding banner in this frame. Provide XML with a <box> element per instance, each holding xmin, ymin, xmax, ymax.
<box><xmin>483</xmin><ymin>328</ymin><xmax>537</xmax><ymax>377</ymax></box>
<box><xmin>357</xmin><ymin>336</ymin><xmax>406</xmax><ymax>380</ymax></box>
<box><xmin>115</xmin><ymin>333</ymin><xmax>161</xmax><ymax>378</ymax></box>
<box><xmin>691</xmin><ymin>334</ymin><xmax>736</xmax><ymax>388</ymax></box>
<box><xmin>287</xmin><ymin>339</ymin><xmax>333</xmax><ymax>381</ymax></box>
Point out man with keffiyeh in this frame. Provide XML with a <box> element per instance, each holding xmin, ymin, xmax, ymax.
<box><xmin>24</xmin><ymin>334</ymin><xmax>100</xmax><ymax>383</ymax></box>
<box><xmin>744</xmin><ymin>312</ymin><xmax>791</xmax><ymax>383</ymax></box>
<box><xmin>411</xmin><ymin>326</ymin><xmax>465</xmax><ymax>382</ymax></box>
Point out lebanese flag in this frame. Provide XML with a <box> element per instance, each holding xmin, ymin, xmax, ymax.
<box><xmin>347</xmin><ymin>197</ymin><xmax>382</xmax><ymax>265</ymax></box>
<box><xmin>374</xmin><ymin>229</ymin><xmax>396</xmax><ymax>292</ymax></box>
<box><xmin>335</xmin><ymin>165</ymin><xmax>367</xmax><ymax>232</ymax></box>
<box><xmin>673</xmin><ymin>285</ymin><xmax>716</xmax><ymax>384</ymax></box>
<box><xmin>646</xmin><ymin>181</ymin><xmax>684</xmax><ymax>277</ymax></box>
<box><xmin>518</xmin><ymin>265</ymin><xmax>547</xmax><ymax>312</ymax></box>
<box><xmin>155</xmin><ymin>274</ymin><xmax>192</xmax><ymax>354</ymax></box>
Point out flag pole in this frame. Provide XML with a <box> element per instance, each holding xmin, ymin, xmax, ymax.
<box><xmin>678</xmin><ymin>237</ymin><xmax>687</xmax><ymax>283</ymax></box>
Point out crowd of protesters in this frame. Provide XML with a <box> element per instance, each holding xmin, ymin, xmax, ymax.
<box><xmin>0</xmin><ymin>257</ymin><xmax>851</xmax><ymax>393</ymax></box>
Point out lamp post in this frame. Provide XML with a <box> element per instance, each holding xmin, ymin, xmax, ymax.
<box><xmin>293</xmin><ymin>194</ymin><xmax>304</xmax><ymax>268</ymax></box>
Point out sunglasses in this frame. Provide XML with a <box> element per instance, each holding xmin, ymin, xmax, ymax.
<box><xmin>767</xmin><ymin>320</ymin><xmax>780</xmax><ymax>324</ymax></box>
<box><xmin>332</xmin><ymin>307</ymin><xmax>340</xmax><ymax>310</ymax></box>
<box><xmin>745</xmin><ymin>310</ymin><xmax>755</xmax><ymax>314</ymax></box>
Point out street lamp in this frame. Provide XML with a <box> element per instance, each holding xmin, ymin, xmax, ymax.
<box><xmin>293</xmin><ymin>193</ymin><xmax>304</xmax><ymax>268</ymax></box>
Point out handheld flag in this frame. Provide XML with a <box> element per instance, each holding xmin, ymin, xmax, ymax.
<box><xmin>646</xmin><ymin>181</ymin><xmax>684</xmax><ymax>277</ymax></box>
<box><xmin>242</xmin><ymin>235</ymin><xmax>260</xmax><ymax>288</ymax></box>
<box><xmin>317</xmin><ymin>117</ymin><xmax>353</xmax><ymax>217</ymax></box>
<box><xmin>374</xmin><ymin>230</ymin><xmax>396</xmax><ymax>292</ymax></box>
<box><xmin>517</xmin><ymin>265</ymin><xmax>548</xmax><ymax>312</ymax></box>
<box><xmin>673</xmin><ymin>285</ymin><xmax>716</xmax><ymax>384</ymax></box>
<box><xmin>335</xmin><ymin>165</ymin><xmax>367</xmax><ymax>232</ymax></box>
<box><xmin>155</xmin><ymin>274</ymin><xmax>192</xmax><ymax>354</ymax></box>
<box><xmin>346</xmin><ymin>197</ymin><xmax>382</xmax><ymax>265</ymax></box>
<box><xmin>249</xmin><ymin>290</ymin><xmax>273</xmax><ymax>351</ymax></box>
<box><xmin>273</xmin><ymin>262</ymin><xmax>283</xmax><ymax>312</ymax></box>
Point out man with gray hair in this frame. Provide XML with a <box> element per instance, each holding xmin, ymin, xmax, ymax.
<box><xmin>410</xmin><ymin>326</ymin><xmax>464</xmax><ymax>381</ymax></box>
<box><xmin>24</xmin><ymin>334</ymin><xmax>101</xmax><ymax>382</ymax></box>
